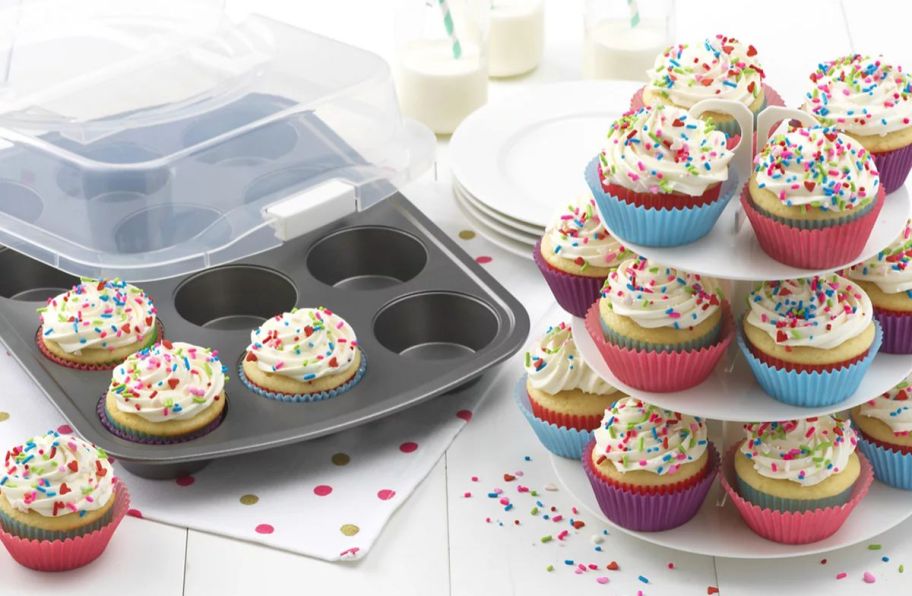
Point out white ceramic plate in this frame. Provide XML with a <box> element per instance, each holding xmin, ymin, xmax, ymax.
<box><xmin>453</xmin><ymin>190</ymin><xmax>535</xmax><ymax>259</ymax></box>
<box><xmin>454</xmin><ymin>179</ymin><xmax>545</xmax><ymax>236</ymax></box>
<box><xmin>454</xmin><ymin>188</ymin><xmax>541</xmax><ymax>245</ymax></box>
<box><xmin>570</xmin><ymin>315</ymin><xmax>912</xmax><ymax>423</ymax></box>
<box><xmin>451</xmin><ymin>80</ymin><xmax>642</xmax><ymax>228</ymax></box>
<box><xmin>552</xmin><ymin>452</ymin><xmax>912</xmax><ymax>559</ymax></box>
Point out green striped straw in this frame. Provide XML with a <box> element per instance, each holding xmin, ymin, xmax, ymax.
<box><xmin>436</xmin><ymin>0</ymin><xmax>462</xmax><ymax>59</ymax></box>
<box><xmin>627</xmin><ymin>0</ymin><xmax>641</xmax><ymax>27</ymax></box>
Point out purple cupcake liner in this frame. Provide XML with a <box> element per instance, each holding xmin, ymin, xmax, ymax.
<box><xmin>238</xmin><ymin>349</ymin><xmax>367</xmax><ymax>403</ymax></box>
<box><xmin>581</xmin><ymin>440</ymin><xmax>720</xmax><ymax>532</ymax></box>
<box><xmin>532</xmin><ymin>240</ymin><xmax>605</xmax><ymax>317</ymax></box>
<box><xmin>874</xmin><ymin>308</ymin><xmax>912</xmax><ymax>354</ymax></box>
<box><xmin>873</xmin><ymin>143</ymin><xmax>912</xmax><ymax>195</ymax></box>
<box><xmin>97</xmin><ymin>395</ymin><xmax>226</xmax><ymax>445</ymax></box>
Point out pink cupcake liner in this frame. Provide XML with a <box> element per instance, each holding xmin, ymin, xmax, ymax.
<box><xmin>720</xmin><ymin>443</ymin><xmax>874</xmax><ymax>545</ymax></box>
<box><xmin>874</xmin><ymin>307</ymin><xmax>912</xmax><ymax>354</ymax></box>
<box><xmin>0</xmin><ymin>478</ymin><xmax>130</xmax><ymax>571</ymax></box>
<box><xmin>582</xmin><ymin>440</ymin><xmax>720</xmax><ymax>532</ymax></box>
<box><xmin>741</xmin><ymin>185</ymin><xmax>885</xmax><ymax>269</ymax></box>
<box><xmin>872</xmin><ymin>142</ymin><xmax>912</xmax><ymax>195</ymax></box>
<box><xmin>532</xmin><ymin>240</ymin><xmax>605</xmax><ymax>318</ymax></box>
<box><xmin>584</xmin><ymin>301</ymin><xmax>734</xmax><ymax>392</ymax></box>
<box><xmin>35</xmin><ymin>321</ymin><xmax>165</xmax><ymax>371</ymax></box>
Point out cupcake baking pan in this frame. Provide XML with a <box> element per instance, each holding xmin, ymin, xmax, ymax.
<box><xmin>0</xmin><ymin>190</ymin><xmax>529</xmax><ymax>478</ymax></box>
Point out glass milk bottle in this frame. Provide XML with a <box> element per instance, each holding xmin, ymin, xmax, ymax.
<box><xmin>488</xmin><ymin>0</ymin><xmax>544</xmax><ymax>78</ymax></box>
<box><xmin>394</xmin><ymin>0</ymin><xmax>489</xmax><ymax>135</ymax></box>
<box><xmin>583</xmin><ymin>0</ymin><xmax>674</xmax><ymax>81</ymax></box>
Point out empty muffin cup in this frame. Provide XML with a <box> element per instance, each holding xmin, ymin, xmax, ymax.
<box><xmin>0</xmin><ymin>249</ymin><xmax>78</xmax><ymax>302</ymax></box>
<box><xmin>307</xmin><ymin>227</ymin><xmax>427</xmax><ymax>290</ymax></box>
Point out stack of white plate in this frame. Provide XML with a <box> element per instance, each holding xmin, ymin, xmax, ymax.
<box><xmin>449</xmin><ymin>80</ymin><xmax>643</xmax><ymax>259</ymax></box>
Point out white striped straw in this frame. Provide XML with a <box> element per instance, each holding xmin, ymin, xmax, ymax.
<box><xmin>436</xmin><ymin>0</ymin><xmax>462</xmax><ymax>59</ymax></box>
<box><xmin>627</xmin><ymin>0</ymin><xmax>641</xmax><ymax>28</ymax></box>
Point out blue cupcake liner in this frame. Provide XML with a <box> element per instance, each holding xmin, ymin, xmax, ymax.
<box><xmin>0</xmin><ymin>503</ymin><xmax>114</xmax><ymax>541</ymax></box>
<box><xmin>856</xmin><ymin>433</ymin><xmax>912</xmax><ymax>490</ymax></box>
<box><xmin>585</xmin><ymin>157</ymin><xmax>737</xmax><ymax>247</ymax></box>
<box><xmin>513</xmin><ymin>375</ymin><xmax>592</xmax><ymax>459</ymax></box>
<box><xmin>737</xmin><ymin>322</ymin><xmax>882</xmax><ymax>407</ymax></box>
<box><xmin>747</xmin><ymin>192</ymin><xmax>875</xmax><ymax>230</ymax></box>
<box><xmin>735</xmin><ymin>476</ymin><xmax>855</xmax><ymax>513</ymax></box>
<box><xmin>238</xmin><ymin>350</ymin><xmax>367</xmax><ymax>403</ymax></box>
<box><xmin>600</xmin><ymin>315</ymin><xmax>721</xmax><ymax>353</ymax></box>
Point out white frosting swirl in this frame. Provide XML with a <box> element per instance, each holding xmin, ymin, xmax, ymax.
<box><xmin>740</xmin><ymin>417</ymin><xmax>857</xmax><ymax>486</ymax></box>
<box><xmin>543</xmin><ymin>197</ymin><xmax>631</xmax><ymax>269</ymax></box>
<box><xmin>846</xmin><ymin>220</ymin><xmax>912</xmax><ymax>295</ymax></box>
<box><xmin>859</xmin><ymin>373</ymin><xmax>912</xmax><ymax>435</ymax></box>
<box><xmin>599</xmin><ymin>105</ymin><xmax>734</xmax><ymax>195</ymax></box>
<box><xmin>592</xmin><ymin>397</ymin><xmax>708</xmax><ymax>475</ymax></box>
<box><xmin>39</xmin><ymin>278</ymin><xmax>157</xmax><ymax>354</ymax></box>
<box><xmin>1</xmin><ymin>431</ymin><xmax>114</xmax><ymax>517</ymax></box>
<box><xmin>804</xmin><ymin>55</ymin><xmax>912</xmax><ymax>137</ymax></box>
<box><xmin>745</xmin><ymin>275</ymin><xmax>873</xmax><ymax>350</ymax></box>
<box><xmin>648</xmin><ymin>35</ymin><xmax>765</xmax><ymax>109</ymax></box>
<box><xmin>109</xmin><ymin>341</ymin><xmax>226</xmax><ymax>423</ymax></box>
<box><xmin>525</xmin><ymin>322</ymin><xmax>618</xmax><ymax>395</ymax></box>
<box><xmin>247</xmin><ymin>307</ymin><xmax>359</xmax><ymax>382</ymax></box>
<box><xmin>603</xmin><ymin>257</ymin><xmax>723</xmax><ymax>330</ymax></box>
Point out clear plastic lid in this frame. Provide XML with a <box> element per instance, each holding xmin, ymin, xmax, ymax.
<box><xmin>0</xmin><ymin>0</ymin><xmax>435</xmax><ymax>280</ymax></box>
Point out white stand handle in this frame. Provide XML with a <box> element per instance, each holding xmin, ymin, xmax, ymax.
<box><xmin>755</xmin><ymin>106</ymin><xmax>820</xmax><ymax>150</ymax></box>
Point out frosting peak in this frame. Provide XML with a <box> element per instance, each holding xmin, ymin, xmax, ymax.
<box><xmin>845</xmin><ymin>219</ymin><xmax>912</xmax><ymax>295</ymax></box>
<box><xmin>543</xmin><ymin>196</ymin><xmax>632</xmax><ymax>270</ymax></box>
<box><xmin>859</xmin><ymin>373</ymin><xmax>912</xmax><ymax>435</ymax></box>
<box><xmin>524</xmin><ymin>322</ymin><xmax>618</xmax><ymax>395</ymax></box>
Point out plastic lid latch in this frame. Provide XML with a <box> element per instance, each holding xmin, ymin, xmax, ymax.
<box><xmin>265</xmin><ymin>179</ymin><xmax>358</xmax><ymax>241</ymax></box>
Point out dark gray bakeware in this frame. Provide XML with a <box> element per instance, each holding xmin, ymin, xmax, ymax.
<box><xmin>0</xmin><ymin>93</ymin><xmax>530</xmax><ymax>479</ymax></box>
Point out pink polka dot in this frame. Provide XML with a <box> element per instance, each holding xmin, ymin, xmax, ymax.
<box><xmin>175</xmin><ymin>475</ymin><xmax>195</xmax><ymax>487</ymax></box>
<box><xmin>475</xmin><ymin>256</ymin><xmax>493</xmax><ymax>264</ymax></box>
<box><xmin>127</xmin><ymin>509</ymin><xmax>143</xmax><ymax>518</ymax></box>
<box><xmin>399</xmin><ymin>441</ymin><xmax>418</xmax><ymax>453</ymax></box>
<box><xmin>456</xmin><ymin>409</ymin><xmax>473</xmax><ymax>422</ymax></box>
<box><xmin>56</xmin><ymin>424</ymin><xmax>72</xmax><ymax>434</ymax></box>
<box><xmin>377</xmin><ymin>489</ymin><xmax>396</xmax><ymax>501</ymax></box>
<box><xmin>313</xmin><ymin>484</ymin><xmax>333</xmax><ymax>496</ymax></box>
<box><xmin>255</xmin><ymin>524</ymin><xmax>274</xmax><ymax>534</ymax></box>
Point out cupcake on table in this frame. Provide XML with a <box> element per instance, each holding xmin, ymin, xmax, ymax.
<box><xmin>739</xmin><ymin>274</ymin><xmax>881</xmax><ymax>407</ymax></box>
<box><xmin>851</xmin><ymin>373</ymin><xmax>912</xmax><ymax>489</ymax></box>
<box><xmin>723</xmin><ymin>416</ymin><xmax>873</xmax><ymax>544</ymax></box>
<box><xmin>845</xmin><ymin>219</ymin><xmax>912</xmax><ymax>353</ymax></box>
<box><xmin>0</xmin><ymin>431</ymin><xmax>129</xmax><ymax>570</ymax></box>
<box><xmin>515</xmin><ymin>321</ymin><xmax>624</xmax><ymax>459</ymax></box>
<box><xmin>582</xmin><ymin>397</ymin><xmax>719</xmax><ymax>531</ymax></box>
<box><xmin>742</xmin><ymin>123</ymin><xmax>883</xmax><ymax>269</ymax></box>
<box><xmin>37</xmin><ymin>278</ymin><xmax>159</xmax><ymax>370</ymax></box>
<box><xmin>585</xmin><ymin>256</ymin><xmax>732</xmax><ymax>392</ymax></box>
<box><xmin>533</xmin><ymin>195</ymin><xmax>634</xmax><ymax>317</ymax></box>
<box><xmin>635</xmin><ymin>34</ymin><xmax>783</xmax><ymax>137</ymax></box>
<box><xmin>241</xmin><ymin>306</ymin><xmax>366</xmax><ymax>402</ymax></box>
<box><xmin>585</xmin><ymin>105</ymin><xmax>737</xmax><ymax>247</ymax></box>
<box><xmin>802</xmin><ymin>54</ymin><xmax>912</xmax><ymax>193</ymax></box>
<box><xmin>99</xmin><ymin>340</ymin><xmax>228</xmax><ymax>444</ymax></box>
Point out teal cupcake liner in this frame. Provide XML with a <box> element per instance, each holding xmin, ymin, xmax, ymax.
<box><xmin>747</xmin><ymin>192</ymin><xmax>875</xmax><ymax>230</ymax></box>
<box><xmin>0</xmin><ymin>501</ymin><xmax>115</xmax><ymax>541</ymax></box>
<box><xmin>600</xmin><ymin>316</ymin><xmax>721</xmax><ymax>353</ymax></box>
<box><xmin>585</xmin><ymin>157</ymin><xmax>740</xmax><ymax>248</ymax></box>
<box><xmin>238</xmin><ymin>350</ymin><xmax>367</xmax><ymax>403</ymax></box>
<box><xmin>513</xmin><ymin>375</ymin><xmax>592</xmax><ymax>459</ymax></box>
<box><xmin>736</xmin><ymin>322</ymin><xmax>882</xmax><ymax>407</ymax></box>
<box><xmin>735</xmin><ymin>476</ymin><xmax>855</xmax><ymax>513</ymax></box>
<box><xmin>856</xmin><ymin>433</ymin><xmax>912</xmax><ymax>490</ymax></box>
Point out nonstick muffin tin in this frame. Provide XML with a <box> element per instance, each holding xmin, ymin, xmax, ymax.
<box><xmin>0</xmin><ymin>194</ymin><xmax>530</xmax><ymax>478</ymax></box>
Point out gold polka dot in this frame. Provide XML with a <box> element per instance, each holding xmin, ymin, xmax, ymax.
<box><xmin>458</xmin><ymin>230</ymin><xmax>476</xmax><ymax>240</ymax></box>
<box><xmin>0</xmin><ymin>412</ymin><xmax>9</xmax><ymax>422</ymax></box>
<box><xmin>331</xmin><ymin>452</ymin><xmax>351</xmax><ymax>466</ymax></box>
<box><xmin>239</xmin><ymin>494</ymin><xmax>259</xmax><ymax>505</ymax></box>
<box><xmin>340</xmin><ymin>524</ymin><xmax>360</xmax><ymax>536</ymax></box>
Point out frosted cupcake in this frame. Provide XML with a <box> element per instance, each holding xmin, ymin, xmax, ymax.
<box><xmin>739</xmin><ymin>275</ymin><xmax>880</xmax><ymax>407</ymax></box>
<box><xmin>515</xmin><ymin>322</ymin><xmax>624</xmax><ymax>459</ymax></box>
<box><xmin>582</xmin><ymin>397</ymin><xmax>719</xmax><ymax>531</ymax></box>
<box><xmin>585</xmin><ymin>256</ymin><xmax>731</xmax><ymax>392</ymax></box>
<box><xmin>241</xmin><ymin>307</ymin><xmax>365</xmax><ymax>402</ymax></box>
<box><xmin>743</xmin><ymin>124</ymin><xmax>883</xmax><ymax>269</ymax></box>
<box><xmin>585</xmin><ymin>105</ymin><xmax>736</xmax><ymax>247</ymax></box>
<box><xmin>851</xmin><ymin>373</ymin><xmax>912</xmax><ymax>489</ymax></box>
<box><xmin>845</xmin><ymin>220</ymin><xmax>912</xmax><ymax>353</ymax></box>
<box><xmin>534</xmin><ymin>196</ymin><xmax>634</xmax><ymax>316</ymax></box>
<box><xmin>37</xmin><ymin>278</ymin><xmax>159</xmax><ymax>370</ymax></box>
<box><xmin>803</xmin><ymin>55</ymin><xmax>912</xmax><ymax>193</ymax></box>
<box><xmin>637</xmin><ymin>35</ymin><xmax>782</xmax><ymax>137</ymax></box>
<box><xmin>100</xmin><ymin>340</ymin><xmax>228</xmax><ymax>443</ymax></box>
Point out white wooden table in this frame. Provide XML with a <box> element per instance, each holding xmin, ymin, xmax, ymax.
<box><xmin>4</xmin><ymin>1</ymin><xmax>912</xmax><ymax>594</ymax></box>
